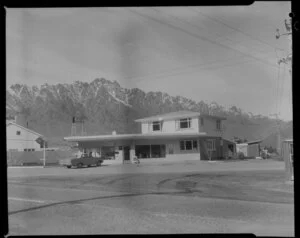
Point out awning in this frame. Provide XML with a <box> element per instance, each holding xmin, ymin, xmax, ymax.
<box><xmin>64</xmin><ymin>132</ymin><xmax>208</xmax><ymax>142</ymax></box>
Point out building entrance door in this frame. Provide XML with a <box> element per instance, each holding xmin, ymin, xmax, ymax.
<box><xmin>123</xmin><ymin>146</ymin><xmax>130</xmax><ymax>163</ymax></box>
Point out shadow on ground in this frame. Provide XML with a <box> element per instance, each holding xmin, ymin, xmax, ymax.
<box><xmin>9</xmin><ymin>190</ymin><xmax>190</xmax><ymax>215</ymax></box>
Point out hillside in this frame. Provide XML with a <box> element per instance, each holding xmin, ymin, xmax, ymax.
<box><xmin>6</xmin><ymin>78</ymin><xmax>293</xmax><ymax>147</ymax></box>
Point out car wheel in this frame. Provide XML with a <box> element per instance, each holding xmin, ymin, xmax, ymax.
<box><xmin>66</xmin><ymin>165</ymin><xmax>71</xmax><ymax>169</ymax></box>
<box><xmin>97</xmin><ymin>161</ymin><xmax>102</xmax><ymax>167</ymax></box>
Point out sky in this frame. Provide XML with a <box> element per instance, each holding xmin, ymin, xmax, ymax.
<box><xmin>6</xmin><ymin>2</ymin><xmax>292</xmax><ymax>121</ymax></box>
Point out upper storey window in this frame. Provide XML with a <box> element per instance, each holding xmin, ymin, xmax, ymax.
<box><xmin>152</xmin><ymin>121</ymin><xmax>162</xmax><ymax>131</ymax></box>
<box><xmin>179</xmin><ymin>118</ymin><xmax>191</xmax><ymax>129</ymax></box>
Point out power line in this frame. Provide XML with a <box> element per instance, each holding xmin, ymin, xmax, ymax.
<box><xmin>274</xmin><ymin>48</ymin><xmax>281</xmax><ymax>115</ymax></box>
<box><xmin>278</xmin><ymin>63</ymin><xmax>287</xmax><ymax>116</ymax></box>
<box><xmin>275</xmin><ymin>64</ymin><xmax>281</xmax><ymax>116</ymax></box>
<box><xmin>152</xmin><ymin>7</ymin><xmax>272</xmax><ymax>56</ymax></box>
<box><xmin>273</xmin><ymin>48</ymin><xmax>289</xmax><ymax>116</ymax></box>
<box><xmin>126</xmin><ymin>55</ymin><xmax>247</xmax><ymax>82</ymax></box>
<box><xmin>191</xmin><ymin>8</ymin><xmax>285</xmax><ymax>51</ymax></box>
<box><xmin>133</xmin><ymin>56</ymin><xmax>270</xmax><ymax>83</ymax></box>
<box><xmin>127</xmin><ymin>8</ymin><xmax>278</xmax><ymax>70</ymax></box>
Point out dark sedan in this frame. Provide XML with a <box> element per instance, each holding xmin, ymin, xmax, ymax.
<box><xmin>60</xmin><ymin>154</ymin><xmax>104</xmax><ymax>168</ymax></box>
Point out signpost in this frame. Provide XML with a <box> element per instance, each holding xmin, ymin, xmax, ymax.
<box><xmin>43</xmin><ymin>140</ymin><xmax>46</xmax><ymax>167</ymax></box>
<box><xmin>36</xmin><ymin>136</ymin><xmax>47</xmax><ymax>167</ymax></box>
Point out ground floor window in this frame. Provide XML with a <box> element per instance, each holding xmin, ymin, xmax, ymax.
<box><xmin>206</xmin><ymin>139</ymin><xmax>216</xmax><ymax>151</ymax></box>
<box><xmin>135</xmin><ymin>144</ymin><xmax>166</xmax><ymax>158</ymax></box>
<box><xmin>180</xmin><ymin>140</ymin><xmax>198</xmax><ymax>151</ymax></box>
<box><xmin>101</xmin><ymin>146</ymin><xmax>117</xmax><ymax>160</ymax></box>
<box><xmin>24</xmin><ymin>148</ymin><xmax>35</xmax><ymax>152</ymax></box>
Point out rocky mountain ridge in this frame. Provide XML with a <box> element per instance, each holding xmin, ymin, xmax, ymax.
<box><xmin>6</xmin><ymin>78</ymin><xmax>293</xmax><ymax>147</ymax></box>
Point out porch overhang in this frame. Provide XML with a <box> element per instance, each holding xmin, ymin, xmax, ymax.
<box><xmin>64</xmin><ymin>132</ymin><xmax>208</xmax><ymax>143</ymax></box>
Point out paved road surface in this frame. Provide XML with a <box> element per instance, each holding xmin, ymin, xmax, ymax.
<box><xmin>8</xmin><ymin>159</ymin><xmax>285</xmax><ymax>177</ymax></box>
<box><xmin>7</xmin><ymin>160</ymin><xmax>294</xmax><ymax>235</ymax></box>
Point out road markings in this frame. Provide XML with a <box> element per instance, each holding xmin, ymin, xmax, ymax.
<box><xmin>8</xmin><ymin>181</ymin><xmax>178</xmax><ymax>195</ymax></box>
<box><xmin>8</xmin><ymin>197</ymin><xmax>49</xmax><ymax>204</ymax></box>
<box><xmin>8</xmin><ymin>166</ymin><xmax>45</xmax><ymax>169</ymax></box>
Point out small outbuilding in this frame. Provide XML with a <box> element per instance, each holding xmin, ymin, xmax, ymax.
<box><xmin>282</xmin><ymin>139</ymin><xmax>293</xmax><ymax>181</ymax></box>
<box><xmin>236</xmin><ymin>139</ymin><xmax>262</xmax><ymax>158</ymax></box>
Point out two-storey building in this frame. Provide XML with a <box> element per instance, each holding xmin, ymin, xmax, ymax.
<box><xmin>64</xmin><ymin>110</ymin><xmax>236</xmax><ymax>163</ymax></box>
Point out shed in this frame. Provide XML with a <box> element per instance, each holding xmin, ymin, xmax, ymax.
<box><xmin>282</xmin><ymin>139</ymin><xmax>293</xmax><ymax>181</ymax></box>
<box><xmin>247</xmin><ymin>140</ymin><xmax>263</xmax><ymax>157</ymax></box>
<box><xmin>236</xmin><ymin>140</ymin><xmax>262</xmax><ymax>158</ymax></box>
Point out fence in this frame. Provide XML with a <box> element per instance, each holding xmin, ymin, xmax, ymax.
<box><xmin>7</xmin><ymin>150</ymin><xmax>74</xmax><ymax>166</ymax></box>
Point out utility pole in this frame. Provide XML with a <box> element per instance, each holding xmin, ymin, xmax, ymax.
<box><xmin>273</xmin><ymin>17</ymin><xmax>292</xmax><ymax>157</ymax></box>
<box><xmin>276</xmin><ymin>17</ymin><xmax>292</xmax><ymax>102</ymax></box>
<box><xmin>276</xmin><ymin>18</ymin><xmax>292</xmax><ymax>72</ymax></box>
<box><xmin>270</xmin><ymin>113</ymin><xmax>281</xmax><ymax>156</ymax></box>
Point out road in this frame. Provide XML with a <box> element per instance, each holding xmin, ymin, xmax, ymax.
<box><xmin>7</xmin><ymin>160</ymin><xmax>294</xmax><ymax>235</ymax></box>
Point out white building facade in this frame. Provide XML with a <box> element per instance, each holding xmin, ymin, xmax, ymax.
<box><xmin>64</xmin><ymin>111</ymin><xmax>234</xmax><ymax>163</ymax></box>
<box><xmin>6</xmin><ymin>122</ymin><xmax>44</xmax><ymax>151</ymax></box>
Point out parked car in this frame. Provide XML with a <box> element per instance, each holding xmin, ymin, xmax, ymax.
<box><xmin>104</xmin><ymin>151</ymin><xmax>119</xmax><ymax>160</ymax></box>
<box><xmin>60</xmin><ymin>154</ymin><xmax>104</xmax><ymax>168</ymax></box>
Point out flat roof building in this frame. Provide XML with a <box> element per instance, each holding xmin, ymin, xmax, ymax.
<box><xmin>64</xmin><ymin>111</ymin><xmax>235</xmax><ymax>163</ymax></box>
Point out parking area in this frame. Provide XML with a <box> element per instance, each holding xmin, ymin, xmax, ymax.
<box><xmin>7</xmin><ymin>159</ymin><xmax>294</xmax><ymax>235</ymax></box>
<box><xmin>8</xmin><ymin>158</ymin><xmax>285</xmax><ymax>178</ymax></box>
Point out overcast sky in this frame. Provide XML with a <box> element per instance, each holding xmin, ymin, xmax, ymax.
<box><xmin>6</xmin><ymin>2</ymin><xmax>292</xmax><ymax>121</ymax></box>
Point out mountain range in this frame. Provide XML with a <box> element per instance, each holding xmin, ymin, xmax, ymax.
<box><xmin>6</xmin><ymin>78</ymin><xmax>293</xmax><ymax>148</ymax></box>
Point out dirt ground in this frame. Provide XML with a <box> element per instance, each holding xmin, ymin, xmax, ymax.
<box><xmin>7</xmin><ymin>159</ymin><xmax>294</xmax><ymax>236</ymax></box>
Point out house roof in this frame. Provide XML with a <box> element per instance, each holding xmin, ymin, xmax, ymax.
<box><xmin>236</xmin><ymin>139</ymin><xmax>263</xmax><ymax>145</ymax></box>
<box><xmin>135</xmin><ymin>110</ymin><xmax>226</xmax><ymax>123</ymax></box>
<box><xmin>135</xmin><ymin>111</ymin><xmax>201</xmax><ymax>122</ymax></box>
<box><xmin>64</xmin><ymin>132</ymin><xmax>208</xmax><ymax>142</ymax></box>
<box><xmin>246</xmin><ymin>140</ymin><xmax>263</xmax><ymax>145</ymax></box>
<box><xmin>6</xmin><ymin>121</ymin><xmax>44</xmax><ymax>138</ymax></box>
<box><xmin>222</xmin><ymin>138</ymin><xmax>236</xmax><ymax>144</ymax></box>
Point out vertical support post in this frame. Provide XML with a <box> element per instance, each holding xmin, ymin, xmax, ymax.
<box><xmin>149</xmin><ymin>144</ymin><xmax>152</xmax><ymax>158</ymax></box>
<box><xmin>220</xmin><ymin>137</ymin><xmax>223</xmax><ymax>159</ymax></box>
<box><xmin>277</xmin><ymin>126</ymin><xmax>281</xmax><ymax>156</ymax></box>
<box><xmin>43</xmin><ymin>140</ymin><xmax>46</xmax><ymax>167</ymax></box>
<box><xmin>290</xmin><ymin>142</ymin><xmax>294</xmax><ymax>181</ymax></box>
<box><xmin>199</xmin><ymin>139</ymin><xmax>201</xmax><ymax>161</ymax></box>
<box><xmin>130</xmin><ymin>142</ymin><xmax>136</xmax><ymax>162</ymax></box>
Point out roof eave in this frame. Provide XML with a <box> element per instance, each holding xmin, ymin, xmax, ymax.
<box><xmin>7</xmin><ymin>122</ymin><xmax>44</xmax><ymax>138</ymax></box>
<box><xmin>135</xmin><ymin>115</ymin><xmax>201</xmax><ymax>123</ymax></box>
<box><xmin>64</xmin><ymin>132</ymin><xmax>208</xmax><ymax>142</ymax></box>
